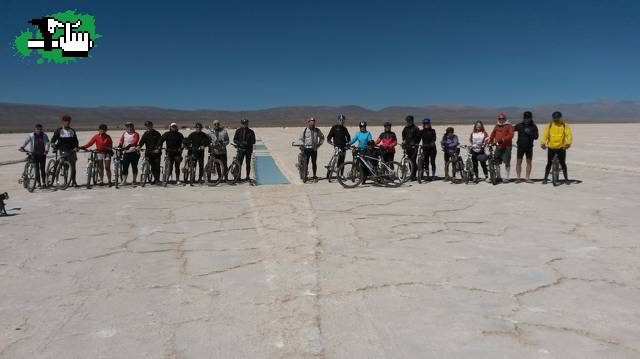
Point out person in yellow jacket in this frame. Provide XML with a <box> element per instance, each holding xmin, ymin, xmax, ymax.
<box><xmin>541</xmin><ymin>111</ymin><xmax>572</xmax><ymax>184</ymax></box>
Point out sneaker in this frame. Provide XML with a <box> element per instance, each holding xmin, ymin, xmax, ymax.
<box><xmin>565</xmin><ymin>179</ymin><xmax>571</xmax><ymax>185</ymax></box>
<box><xmin>542</xmin><ymin>179</ymin><xmax>549</xmax><ymax>185</ymax></box>
<box><xmin>525</xmin><ymin>179</ymin><xmax>534</xmax><ymax>184</ymax></box>
<box><xmin>313</xmin><ymin>176</ymin><xmax>318</xmax><ymax>183</ymax></box>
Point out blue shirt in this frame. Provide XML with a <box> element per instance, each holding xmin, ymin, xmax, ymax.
<box><xmin>349</xmin><ymin>130</ymin><xmax>372</xmax><ymax>149</ymax></box>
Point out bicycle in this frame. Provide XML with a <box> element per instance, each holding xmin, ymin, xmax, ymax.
<box><xmin>80</xmin><ymin>149</ymin><xmax>101</xmax><ymax>189</ymax></box>
<box><xmin>181</xmin><ymin>146</ymin><xmax>203</xmax><ymax>186</ymax></box>
<box><xmin>325</xmin><ymin>145</ymin><xmax>345</xmax><ymax>182</ymax></box>
<box><xmin>292</xmin><ymin>142</ymin><xmax>309</xmax><ymax>182</ymax></box>
<box><xmin>138</xmin><ymin>149</ymin><xmax>154</xmax><ymax>187</ymax></box>
<box><xmin>444</xmin><ymin>147</ymin><xmax>464</xmax><ymax>183</ymax></box>
<box><xmin>204</xmin><ymin>145</ymin><xmax>225</xmax><ymax>186</ymax></box>
<box><xmin>226</xmin><ymin>143</ymin><xmax>243</xmax><ymax>185</ymax></box>
<box><xmin>46</xmin><ymin>148</ymin><xmax>72</xmax><ymax>190</ymax></box>
<box><xmin>551</xmin><ymin>152</ymin><xmax>561</xmax><ymax>187</ymax></box>
<box><xmin>459</xmin><ymin>145</ymin><xmax>474</xmax><ymax>184</ymax></box>
<box><xmin>336</xmin><ymin>146</ymin><xmax>403</xmax><ymax>188</ymax></box>
<box><xmin>399</xmin><ymin>145</ymin><xmax>417</xmax><ymax>183</ymax></box>
<box><xmin>112</xmin><ymin>147</ymin><xmax>124</xmax><ymax>189</ymax></box>
<box><xmin>18</xmin><ymin>149</ymin><xmax>38</xmax><ymax>193</ymax></box>
<box><xmin>162</xmin><ymin>148</ymin><xmax>182</xmax><ymax>187</ymax></box>
<box><xmin>486</xmin><ymin>143</ymin><xmax>499</xmax><ymax>185</ymax></box>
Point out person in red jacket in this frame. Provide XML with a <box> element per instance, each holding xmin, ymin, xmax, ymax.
<box><xmin>489</xmin><ymin>113</ymin><xmax>515</xmax><ymax>182</ymax></box>
<box><xmin>375</xmin><ymin>122</ymin><xmax>398</xmax><ymax>163</ymax></box>
<box><xmin>80</xmin><ymin>124</ymin><xmax>114</xmax><ymax>186</ymax></box>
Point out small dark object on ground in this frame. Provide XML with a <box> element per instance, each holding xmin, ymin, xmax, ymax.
<box><xmin>0</xmin><ymin>192</ymin><xmax>8</xmax><ymax>216</ymax></box>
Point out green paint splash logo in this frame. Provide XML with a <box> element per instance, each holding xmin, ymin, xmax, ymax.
<box><xmin>13</xmin><ymin>10</ymin><xmax>101</xmax><ymax>64</ymax></box>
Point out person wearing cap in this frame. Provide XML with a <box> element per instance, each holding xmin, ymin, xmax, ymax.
<box><xmin>541</xmin><ymin>111</ymin><xmax>572</xmax><ymax>184</ymax></box>
<box><xmin>119</xmin><ymin>122</ymin><xmax>140</xmax><ymax>185</ymax></box>
<box><xmin>419</xmin><ymin>118</ymin><xmax>437</xmax><ymax>180</ymax></box>
<box><xmin>298</xmin><ymin>117</ymin><xmax>325</xmax><ymax>182</ymax></box>
<box><xmin>349</xmin><ymin>121</ymin><xmax>373</xmax><ymax>149</ymax></box>
<box><xmin>233</xmin><ymin>119</ymin><xmax>256</xmax><ymax>181</ymax></box>
<box><xmin>489</xmin><ymin>113</ymin><xmax>515</xmax><ymax>182</ymax></box>
<box><xmin>186</xmin><ymin>122</ymin><xmax>211</xmax><ymax>182</ymax></box>
<box><xmin>138</xmin><ymin>121</ymin><xmax>162</xmax><ymax>184</ymax></box>
<box><xmin>208</xmin><ymin>120</ymin><xmax>230</xmax><ymax>181</ymax></box>
<box><xmin>161</xmin><ymin>123</ymin><xmax>185</xmax><ymax>183</ymax></box>
<box><xmin>514</xmin><ymin>111</ymin><xmax>539</xmax><ymax>183</ymax></box>
<box><xmin>327</xmin><ymin>114</ymin><xmax>351</xmax><ymax>170</ymax></box>
<box><xmin>375</xmin><ymin>122</ymin><xmax>397</xmax><ymax>163</ymax></box>
<box><xmin>402</xmin><ymin>115</ymin><xmax>421</xmax><ymax>180</ymax></box>
<box><xmin>20</xmin><ymin>124</ymin><xmax>50</xmax><ymax>188</ymax></box>
<box><xmin>51</xmin><ymin>115</ymin><xmax>79</xmax><ymax>186</ymax></box>
<box><xmin>80</xmin><ymin>124</ymin><xmax>114</xmax><ymax>186</ymax></box>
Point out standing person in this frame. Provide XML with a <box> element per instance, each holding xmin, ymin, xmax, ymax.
<box><xmin>160</xmin><ymin>123</ymin><xmax>185</xmax><ymax>184</ymax></box>
<box><xmin>469</xmin><ymin>121</ymin><xmax>489</xmax><ymax>183</ymax></box>
<box><xmin>514</xmin><ymin>111</ymin><xmax>539</xmax><ymax>183</ymax></box>
<box><xmin>51</xmin><ymin>115</ymin><xmax>79</xmax><ymax>187</ymax></box>
<box><xmin>298</xmin><ymin>117</ymin><xmax>325</xmax><ymax>182</ymax></box>
<box><xmin>541</xmin><ymin>111</ymin><xmax>572</xmax><ymax>184</ymax></box>
<box><xmin>119</xmin><ymin>122</ymin><xmax>140</xmax><ymax>185</ymax></box>
<box><xmin>401</xmin><ymin>115</ymin><xmax>421</xmax><ymax>180</ymax></box>
<box><xmin>419</xmin><ymin>118</ymin><xmax>437</xmax><ymax>180</ymax></box>
<box><xmin>20</xmin><ymin>124</ymin><xmax>49</xmax><ymax>188</ymax></box>
<box><xmin>327</xmin><ymin>114</ymin><xmax>351</xmax><ymax>170</ymax></box>
<box><xmin>349</xmin><ymin>121</ymin><xmax>373</xmax><ymax>149</ymax></box>
<box><xmin>138</xmin><ymin>121</ymin><xmax>162</xmax><ymax>184</ymax></box>
<box><xmin>186</xmin><ymin>122</ymin><xmax>211</xmax><ymax>182</ymax></box>
<box><xmin>441</xmin><ymin>127</ymin><xmax>460</xmax><ymax>181</ymax></box>
<box><xmin>233</xmin><ymin>119</ymin><xmax>256</xmax><ymax>182</ymax></box>
<box><xmin>208</xmin><ymin>120</ymin><xmax>230</xmax><ymax>181</ymax></box>
<box><xmin>375</xmin><ymin>122</ymin><xmax>397</xmax><ymax>163</ymax></box>
<box><xmin>80</xmin><ymin>124</ymin><xmax>113</xmax><ymax>186</ymax></box>
<box><xmin>489</xmin><ymin>113</ymin><xmax>515</xmax><ymax>182</ymax></box>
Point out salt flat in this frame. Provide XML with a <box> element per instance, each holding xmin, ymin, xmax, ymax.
<box><xmin>0</xmin><ymin>124</ymin><xmax>639</xmax><ymax>358</ymax></box>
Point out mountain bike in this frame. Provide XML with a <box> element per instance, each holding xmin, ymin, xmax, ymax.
<box><xmin>444</xmin><ymin>147</ymin><xmax>464</xmax><ymax>182</ymax></box>
<box><xmin>182</xmin><ymin>146</ymin><xmax>203</xmax><ymax>186</ymax></box>
<box><xmin>112</xmin><ymin>147</ymin><xmax>124</xmax><ymax>189</ymax></box>
<box><xmin>292</xmin><ymin>142</ymin><xmax>309</xmax><ymax>182</ymax></box>
<box><xmin>399</xmin><ymin>145</ymin><xmax>417</xmax><ymax>182</ymax></box>
<box><xmin>551</xmin><ymin>152</ymin><xmax>561</xmax><ymax>187</ymax></box>
<box><xmin>204</xmin><ymin>145</ymin><xmax>225</xmax><ymax>186</ymax></box>
<box><xmin>46</xmin><ymin>148</ymin><xmax>71</xmax><ymax>190</ymax></box>
<box><xmin>18</xmin><ymin>150</ymin><xmax>38</xmax><ymax>193</ymax></box>
<box><xmin>138</xmin><ymin>149</ymin><xmax>153</xmax><ymax>187</ymax></box>
<box><xmin>80</xmin><ymin>149</ymin><xmax>100</xmax><ymax>189</ymax></box>
<box><xmin>486</xmin><ymin>143</ymin><xmax>499</xmax><ymax>185</ymax></box>
<box><xmin>226</xmin><ymin>143</ymin><xmax>243</xmax><ymax>185</ymax></box>
<box><xmin>325</xmin><ymin>145</ymin><xmax>345</xmax><ymax>182</ymax></box>
<box><xmin>460</xmin><ymin>145</ymin><xmax>474</xmax><ymax>184</ymax></box>
<box><xmin>336</xmin><ymin>146</ymin><xmax>403</xmax><ymax>188</ymax></box>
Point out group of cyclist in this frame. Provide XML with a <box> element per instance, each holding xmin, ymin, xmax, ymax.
<box><xmin>296</xmin><ymin>111</ymin><xmax>573</xmax><ymax>184</ymax></box>
<box><xmin>19</xmin><ymin>116</ymin><xmax>256</xmax><ymax>188</ymax></box>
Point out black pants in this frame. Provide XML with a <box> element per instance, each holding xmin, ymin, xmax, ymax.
<box><xmin>34</xmin><ymin>154</ymin><xmax>46</xmax><ymax>185</ymax></box>
<box><xmin>337</xmin><ymin>148</ymin><xmax>347</xmax><ymax>169</ymax></box>
<box><xmin>147</xmin><ymin>154</ymin><xmax>161</xmax><ymax>183</ymax></box>
<box><xmin>237</xmin><ymin>149</ymin><xmax>252</xmax><ymax>178</ymax></box>
<box><xmin>303</xmin><ymin>148</ymin><xmax>318</xmax><ymax>176</ymax></box>
<box><xmin>381</xmin><ymin>152</ymin><xmax>394</xmax><ymax>164</ymax></box>
<box><xmin>167</xmin><ymin>151</ymin><xmax>182</xmax><ymax>180</ymax></box>
<box><xmin>214</xmin><ymin>153</ymin><xmax>228</xmax><ymax>179</ymax></box>
<box><xmin>406</xmin><ymin>147</ymin><xmax>418</xmax><ymax>179</ymax></box>
<box><xmin>422</xmin><ymin>146</ymin><xmax>437</xmax><ymax>175</ymax></box>
<box><xmin>191</xmin><ymin>150</ymin><xmax>205</xmax><ymax>179</ymax></box>
<box><xmin>545</xmin><ymin>148</ymin><xmax>568</xmax><ymax>180</ymax></box>
<box><xmin>121</xmin><ymin>152</ymin><xmax>140</xmax><ymax>177</ymax></box>
<box><xmin>471</xmin><ymin>151</ymin><xmax>488</xmax><ymax>177</ymax></box>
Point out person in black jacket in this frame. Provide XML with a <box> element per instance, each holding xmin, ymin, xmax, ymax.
<box><xmin>419</xmin><ymin>118</ymin><xmax>437</xmax><ymax>180</ymax></box>
<box><xmin>327</xmin><ymin>114</ymin><xmax>351</xmax><ymax>170</ymax></box>
<box><xmin>160</xmin><ymin>123</ymin><xmax>184</xmax><ymax>183</ymax></box>
<box><xmin>185</xmin><ymin>123</ymin><xmax>211</xmax><ymax>182</ymax></box>
<box><xmin>233</xmin><ymin>119</ymin><xmax>256</xmax><ymax>181</ymax></box>
<box><xmin>401</xmin><ymin>115</ymin><xmax>421</xmax><ymax>180</ymax></box>
<box><xmin>51</xmin><ymin>115</ymin><xmax>80</xmax><ymax>186</ymax></box>
<box><xmin>514</xmin><ymin>111</ymin><xmax>539</xmax><ymax>183</ymax></box>
<box><xmin>138</xmin><ymin>121</ymin><xmax>163</xmax><ymax>184</ymax></box>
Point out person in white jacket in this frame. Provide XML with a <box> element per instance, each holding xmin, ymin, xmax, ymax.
<box><xmin>298</xmin><ymin>117</ymin><xmax>325</xmax><ymax>182</ymax></box>
<box><xmin>20</xmin><ymin>124</ymin><xmax>50</xmax><ymax>187</ymax></box>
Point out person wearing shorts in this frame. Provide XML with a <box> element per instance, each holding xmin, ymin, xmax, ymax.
<box><xmin>80</xmin><ymin>124</ymin><xmax>114</xmax><ymax>186</ymax></box>
<box><xmin>514</xmin><ymin>111</ymin><xmax>539</xmax><ymax>183</ymax></box>
<box><xmin>489</xmin><ymin>113</ymin><xmax>514</xmax><ymax>182</ymax></box>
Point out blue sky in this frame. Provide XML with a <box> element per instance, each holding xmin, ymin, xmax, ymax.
<box><xmin>1</xmin><ymin>0</ymin><xmax>639</xmax><ymax>110</ymax></box>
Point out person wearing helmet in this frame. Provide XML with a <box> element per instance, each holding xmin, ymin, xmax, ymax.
<box><xmin>80</xmin><ymin>124</ymin><xmax>114</xmax><ymax>186</ymax></box>
<box><xmin>208</xmin><ymin>120</ymin><xmax>230</xmax><ymax>181</ymax></box>
<box><xmin>51</xmin><ymin>115</ymin><xmax>79</xmax><ymax>186</ymax></box>
<box><xmin>233</xmin><ymin>119</ymin><xmax>256</xmax><ymax>181</ymax></box>
<box><xmin>375</xmin><ymin>122</ymin><xmax>398</xmax><ymax>163</ymax></box>
<box><xmin>402</xmin><ymin>115</ymin><xmax>421</xmax><ymax>180</ymax></box>
<box><xmin>489</xmin><ymin>113</ymin><xmax>515</xmax><ymax>182</ymax></box>
<box><xmin>541</xmin><ymin>111</ymin><xmax>572</xmax><ymax>184</ymax></box>
<box><xmin>469</xmin><ymin>121</ymin><xmax>489</xmax><ymax>182</ymax></box>
<box><xmin>161</xmin><ymin>123</ymin><xmax>185</xmax><ymax>184</ymax></box>
<box><xmin>348</xmin><ymin>121</ymin><xmax>373</xmax><ymax>149</ymax></box>
<box><xmin>420</xmin><ymin>118</ymin><xmax>437</xmax><ymax>180</ymax></box>
<box><xmin>514</xmin><ymin>111</ymin><xmax>539</xmax><ymax>183</ymax></box>
<box><xmin>298</xmin><ymin>117</ymin><xmax>325</xmax><ymax>182</ymax></box>
<box><xmin>327</xmin><ymin>115</ymin><xmax>351</xmax><ymax>169</ymax></box>
<box><xmin>186</xmin><ymin>123</ymin><xmax>212</xmax><ymax>183</ymax></box>
<box><xmin>441</xmin><ymin>127</ymin><xmax>460</xmax><ymax>181</ymax></box>
<box><xmin>138</xmin><ymin>121</ymin><xmax>162</xmax><ymax>184</ymax></box>
<box><xmin>119</xmin><ymin>122</ymin><xmax>140</xmax><ymax>185</ymax></box>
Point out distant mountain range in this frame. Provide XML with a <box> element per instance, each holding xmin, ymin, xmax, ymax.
<box><xmin>0</xmin><ymin>100</ymin><xmax>638</xmax><ymax>132</ymax></box>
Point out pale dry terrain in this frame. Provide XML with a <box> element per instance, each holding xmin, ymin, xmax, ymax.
<box><xmin>0</xmin><ymin>124</ymin><xmax>639</xmax><ymax>358</ymax></box>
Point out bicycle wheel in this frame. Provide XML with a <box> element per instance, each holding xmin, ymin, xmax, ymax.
<box><xmin>381</xmin><ymin>161</ymin><xmax>403</xmax><ymax>187</ymax></box>
<box><xmin>113</xmin><ymin>160</ymin><xmax>120</xmax><ymax>189</ymax></box>
<box><xmin>58</xmin><ymin>161</ymin><xmax>70</xmax><ymax>190</ymax></box>
<box><xmin>552</xmin><ymin>155</ymin><xmax>560</xmax><ymax>187</ymax></box>
<box><xmin>46</xmin><ymin>159</ymin><xmax>57</xmax><ymax>187</ymax></box>
<box><xmin>163</xmin><ymin>158</ymin><xmax>171</xmax><ymax>187</ymax></box>
<box><xmin>464</xmin><ymin>159</ymin><xmax>472</xmax><ymax>184</ymax></box>
<box><xmin>401</xmin><ymin>158</ymin><xmax>413</xmax><ymax>183</ymax></box>
<box><xmin>416</xmin><ymin>157</ymin><xmax>425</xmax><ymax>184</ymax></box>
<box><xmin>26</xmin><ymin>163</ymin><xmax>37</xmax><ymax>192</ymax></box>
<box><xmin>297</xmin><ymin>152</ymin><xmax>308</xmax><ymax>182</ymax></box>
<box><xmin>189</xmin><ymin>160</ymin><xmax>196</xmax><ymax>185</ymax></box>
<box><xmin>488</xmin><ymin>159</ymin><xmax>498</xmax><ymax>185</ymax></box>
<box><xmin>326</xmin><ymin>155</ymin><xmax>336</xmax><ymax>182</ymax></box>
<box><xmin>141</xmin><ymin>161</ymin><xmax>150</xmax><ymax>187</ymax></box>
<box><xmin>336</xmin><ymin>161</ymin><xmax>363</xmax><ymax>188</ymax></box>
<box><xmin>206</xmin><ymin>159</ymin><xmax>224</xmax><ymax>186</ymax></box>
<box><xmin>86</xmin><ymin>163</ymin><xmax>94</xmax><ymax>189</ymax></box>
<box><xmin>228</xmin><ymin>161</ymin><xmax>241</xmax><ymax>185</ymax></box>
